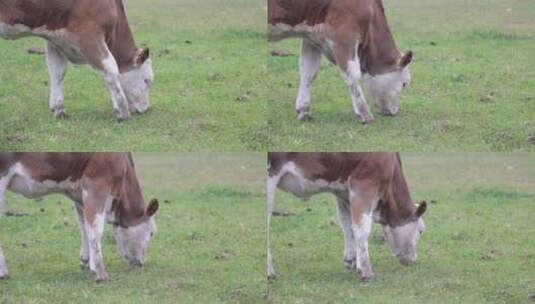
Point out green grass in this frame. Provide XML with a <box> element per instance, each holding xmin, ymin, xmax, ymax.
<box><xmin>0</xmin><ymin>0</ymin><xmax>267</xmax><ymax>151</ymax></box>
<box><xmin>0</xmin><ymin>153</ymin><xmax>266</xmax><ymax>303</ymax></box>
<box><xmin>267</xmin><ymin>0</ymin><xmax>535</xmax><ymax>151</ymax></box>
<box><xmin>268</xmin><ymin>154</ymin><xmax>535</xmax><ymax>303</ymax></box>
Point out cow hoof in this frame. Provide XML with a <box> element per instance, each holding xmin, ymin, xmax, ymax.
<box><xmin>116</xmin><ymin>115</ymin><xmax>129</xmax><ymax>122</ymax></box>
<box><xmin>267</xmin><ymin>273</ymin><xmax>277</xmax><ymax>282</ymax></box>
<box><xmin>344</xmin><ymin>258</ymin><xmax>356</xmax><ymax>270</ymax></box>
<box><xmin>360</xmin><ymin>115</ymin><xmax>374</xmax><ymax>124</ymax></box>
<box><xmin>94</xmin><ymin>273</ymin><xmax>109</xmax><ymax>283</ymax></box>
<box><xmin>52</xmin><ymin>108</ymin><xmax>68</xmax><ymax>119</ymax></box>
<box><xmin>80</xmin><ymin>259</ymin><xmax>89</xmax><ymax>270</ymax></box>
<box><xmin>297</xmin><ymin>113</ymin><xmax>312</xmax><ymax>122</ymax></box>
<box><xmin>0</xmin><ymin>274</ymin><xmax>9</xmax><ymax>280</ymax></box>
<box><xmin>359</xmin><ymin>272</ymin><xmax>375</xmax><ymax>283</ymax></box>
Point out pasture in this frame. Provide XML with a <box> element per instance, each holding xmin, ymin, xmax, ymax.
<box><xmin>0</xmin><ymin>153</ymin><xmax>266</xmax><ymax>303</ymax></box>
<box><xmin>267</xmin><ymin>0</ymin><xmax>535</xmax><ymax>151</ymax></box>
<box><xmin>268</xmin><ymin>154</ymin><xmax>535</xmax><ymax>303</ymax></box>
<box><xmin>0</xmin><ymin>0</ymin><xmax>267</xmax><ymax>151</ymax></box>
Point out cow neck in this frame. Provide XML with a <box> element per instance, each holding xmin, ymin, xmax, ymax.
<box><xmin>110</xmin><ymin>154</ymin><xmax>146</xmax><ymax>227</ymax></box>
<box><xmin>358</xmin><ymin>2</ymin><xmax>400</xmax><ymax>76</ymax></box>
<box><xmin>106</xmin><ymin>0</ymin><xmax>138</xmax><ymax>73</ymax></box>
<box><xmin>378</xmin><ymin>154</ymin><xmax>415</xmax><ymax>227</ymax></box>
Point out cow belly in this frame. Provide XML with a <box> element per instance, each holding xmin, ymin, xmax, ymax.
<box><xmin>278</xmin><ymin>173</ymin><xmax>347</xmax><ymax>200</ymax></box>
<box><xmin>7</xmin><ymin>164</ymin><xmax>80</xmax><ymax>200</ymax></box>
<box><xmin>0</xmin><ymin>23</ymin><xmax>32</xmax><ymax>39</ymax></box>
<box><xmin>0</xmin><ymin>23</ymin><xmax>86</xmax><ymax>64</ymax></box>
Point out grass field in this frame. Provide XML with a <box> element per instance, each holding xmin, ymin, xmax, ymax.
<box><xmin>268</xmin><ymin>0</ymin><xmax>535</xmax><ymax>151</ymax></box>
<box><xmin>268</xmin><ymin>154</ymin><xmax>535</xmax><ymax>303</ymax></box>
<box><xmin>0</xmin><ymin>153</ymin><xmax>266</xmax><ymax>303</ymax></box>
<box><xmin>0</xmin><ymin>0</ymin><xmax>267</xmax><ymax>151</ymax></box>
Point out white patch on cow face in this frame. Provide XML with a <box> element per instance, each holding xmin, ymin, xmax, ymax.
<box><xmin>119</xmin><ymin>58</ymin><xmax>153</xmax><ymax>114</ymax></box>
<box><xmin>382</xmin><ymin>216</ymin><xmax>425</xmax><ymax>265</ymax></box>
<box><xmin>363</xmin><ymin>66</ymin><xmax>411</xmax><ymax>116</ymax></box>
<box><xmin>113</xmin><ymin>216</ymin><xmax>156</xmax><ymax>266</ymax></box>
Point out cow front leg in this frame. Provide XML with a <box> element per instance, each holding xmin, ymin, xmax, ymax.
<box><xmin>74</xmin><ymin>204</ymin><xmax>90</xmax><ymax>270</ymax></box>
<box><xmin>0</xmin><ymin>242</ymin><xmax>8</xmax><ymax>279</ymax></box>
<box><xmin>336</xmin><ymin>197</ymin><xmax>356</xmax><ymax>270</ymax></box>
<box><xmin>333</xmin><ymin>40</ymin><xmax>374</xmax><ymax>124</ymax></box>
<box><xmin>0</xmin><ymin>174</ymin><xmax>8</xmax><ymax>217</ymax></box>
<box><xmin>295</xmin><ymin>39</ymin><xmax>321</xmax><ymax>121</ymax></box>
<box><xmin>84</xmin><ymin>210</ymin><xmax>107</xmax><ymax>282</ymax></box>
<box><xmin>349</xmin><ymin>181</ymin><xmax>376</xmax><ymax>281</ymax></box>
<box><xmin>82</xmin><ymin>187</ymin><xmax>108</xmax><ymax>282</ymax></box>
<box><xmin>45</xmin><ymin>41</ymin><xmax>68</xmax><ymax>119</ymax></box>
<box><xmin>80</xmin><ymin>39</ymin><xmax>130</xmax><ymax>121</ymax></box>
<box><xmin>0</xmin><ymin>180</ymin><xmax>7</xmax><ymax>278</ymax></box>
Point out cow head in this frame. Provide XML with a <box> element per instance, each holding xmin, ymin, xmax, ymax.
<box><xmin>382</xmin><ymin>201</ymin><xmax>426</xmax><ymax>266</ymax></box>
<box><xmin>113</xmin><ymin>198</ymin><xmax>159</xmax><ymax>266</ymax></box>
<box><xmin>363</xmin><ymin>51</ymin><xmax>413</xmax><ymax>116</ymax></box>
<box><xmin>119</xmin><ymin>48</ymin><xmax>154</xmax><ymax>114</ymax></box>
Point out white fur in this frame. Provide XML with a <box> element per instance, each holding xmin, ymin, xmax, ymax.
<box><xmin>0</xmin><ymin>242</ymin><xmax>8</xmax><ymax>278</ymax></box>
<box><xmin>100</xmin><ymin>50</ymin><xmax>130</xmax><ymax>119</ymax></box>
<box><xmin>295</xmin><ymin>40</ymin><xmax>321</xmax><ymax>119</ymax></box>
<box><xmin>336</xmin><ymin>198</ymin><xmax>356</xmax><ymax>266</ymax></box>
<box><xmin>383</xmin><ymin>216</ymin><xmax>424</xmax><ymax>264</ymax></box>
<box><xmin>363</xmin><ymin>66</ymin><xmax>411</xmax><ymax>115</ymax></box>
<box><xmin>74</xmin><ymin>206</ymin><xmax>90</xmax><ymax>266</ymax></box>
<box><xmin>8</xmin><ymin>163</ymin><xmax>79</xmax><ymax>200</ymax></box>
<box><xmin>119</xmin><ymin>58</ymin><xmax>153</xmax><ymax>114</ymax></box>
<box><xmin>45</xmin><ymin>42</ymin><xmax>68</xmax><ymax>117</ymax></box>
<box><xmin>113</xmin><ymin>216</ymin><xmax>156</xmax><ymax>266</ymax></box>
<box><xmin>84</xmin><ymin>211</ymin><xmax>107</xmax><ymax>280</ymax></box>
<box><xmin>266</xmin><ymin>172</ymin><xmax>280</xmax><ymax>279</ymax></box>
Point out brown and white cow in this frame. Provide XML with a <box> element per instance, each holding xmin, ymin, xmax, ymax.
<box><xmin>0</xmin><ymin>0</ymin><xmax>153</xmax><ymax>121</ymax></box>
<box><xmin>268</xmin><ymin>0</ymin><xmax>413</xmax><ymax>123</ymax></box>
<box><xmin>267</xmin><ymin>152</ymin><xmax>426</xmax><ymax>281</ymax></box>
<box><xmin>0</xmin><ymin>153</ymin><xmax>159</xmax><ymax>282</ymax></box>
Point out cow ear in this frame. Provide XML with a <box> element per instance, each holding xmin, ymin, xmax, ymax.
<box><xmin>398</xmin><ymin>50</ymin><xmax>413</xmax><ymax>68</ymax></box>
<box><xmin>137</xmin><ymin>48</ymin><xmax>150</xmax><ymax>65</ymax></box>
<box><xmin>415</xmin><ymin>201</ymin><xmax>427</xmax><ymax>217</ymax></box>
<box><xmin>146</xmin><ymin>198</ymin><xmax>159</xmax><ymax>217</ymax></box>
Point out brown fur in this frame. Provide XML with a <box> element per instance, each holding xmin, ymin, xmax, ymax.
<box><xmin>268</xmin><ymin>0</ymin><xmax>402</xmax><ymax>75</ymax></box>
<box><xmin>0</xmin><ymin>152</ymin><xmax>151</xmax><ymax>227</ymax></box>
<box><xmin>0</xmin><ymin>0</ymin><xmax>140</xmax><ymax>72</ymax></box>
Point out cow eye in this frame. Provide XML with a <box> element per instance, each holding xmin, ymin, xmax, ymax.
<box><xmin>150</xmin><ymin>232</ymin><xmax>154</xmax><ymax>237</ymax></box>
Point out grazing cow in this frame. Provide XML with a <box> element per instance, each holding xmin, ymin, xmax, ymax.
<box><xmin>0</xmin><ymin>0</ymin><xmax>153</xmax><ymax>121</ymax></box>
<box><xmin>268</xmin><ymin>0</ymin><xmax>413</xmax><ymax>123</ymax></box>
<box><xmin>267</xmin><ymin>152</ymin><xmax>426</xmax><ymax>281</ymax></box>
<box><xmin>0</xmin><ymin>153</ymin><xmax>159</xmax><ymax>282</ymax></box>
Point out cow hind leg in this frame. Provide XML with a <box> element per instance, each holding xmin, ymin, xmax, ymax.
<box><xmin>266</xmin><ymin>174</ymin><xmax>281</xmax><ymax>281</ymax></box>
<box><xmin>79</xmin><ymin>37</ymin><xmax>130</xmax><ymax>121</ymax></box>
<box><xmin>74</xmin><ymin>204</ymin><xmax>90</xmax><ymax>270</ymax></box>
<box><xmin>333</xmin><ymin>40</ymin><xmax>374</xmax><ymax>124</ymax></box>
<box><xmin>295</xmin><ymin>39</ymin><xmax>321</xmax><ymax>121</ymax></box>
<box><xmin>45</xmin><ymin>41</ymin><xmax>68</xmax><ymax>119</ymax></box>
<box><xmin>336</xmin><ymin>197</ymin><xmax>356</xmax><ymax>270</ymax></box>
<box><xmin>349</xmin><ymin>180</ymin><xmax>377</xmax><ymax>281</ymax></box>
<box><xmin>0</xmin><ymin>242</ymin><xmax>8</xmax><ymax>279</ymax></box>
